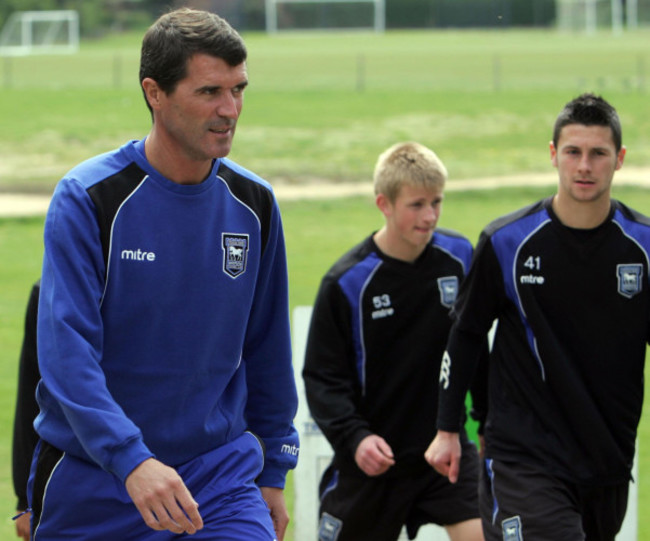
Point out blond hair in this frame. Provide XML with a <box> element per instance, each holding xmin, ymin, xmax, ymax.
<box><xmin>373</xmin><ymin>142</ymin><xmax>448</xmax><ymax>202</ymax></box>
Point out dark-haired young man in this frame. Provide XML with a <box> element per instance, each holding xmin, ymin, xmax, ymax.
<box><xmin>30</xmin><ymin>8</ymin><xmax>298</xmax><ymax>540</ymax></box>
<box><xmin>425</xmin><ymin>93</ymin><xmax>650</xmax><ymax>541</ymax></box>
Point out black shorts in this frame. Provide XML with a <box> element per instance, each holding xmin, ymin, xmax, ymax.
<box><xmin>317</xmin><ymin>436</ymin><xmax>480</xmax><ymax>541</ymax></box>
<box><xmin>479</xmin><ymin>458</ymin><xmax>629</xmax><ymax>541</ymax></box>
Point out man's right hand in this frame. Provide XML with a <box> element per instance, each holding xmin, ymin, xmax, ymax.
<box><xmin>354</xmin><ymin>434</ymin><xmax>395</xmax><ymax>476</ymax></box>
<box><xmin>14</xmin><ymin>510</ymin><xmax>30</xmax><ymax>541</ymax></box>
<box><xmin>424</xmin><ymin>430</ymin><xmax>461</xmax><ymax>483</ymax></box>
<box><xmin>125</xmin><ymin>458</ymin><xmax>203</xmax><ymax>535</ymax></box>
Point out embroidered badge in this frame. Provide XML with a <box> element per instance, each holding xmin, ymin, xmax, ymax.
<box><xmin>502</xmin><ymin>515</ymin><xmax>523</xmax><ymax>541</ymax></box>
<box><xmin>318</xmin><ymin>512</ymin><xmax>342</xmax><ymax>541</ymax></box>
<box><xmin>437</xmin><ymin>276</ymin><xmax>459</xmax><ymax>308</ymax></box>
<box><xmin>617</xmin><ymin>264</ymin><xmax>643</xmax><ymax>299</ymax></box>
<box><xmin>222</xmin><ymin>233</ymin><xmax>249</xmax><ymax>278</ymax></box>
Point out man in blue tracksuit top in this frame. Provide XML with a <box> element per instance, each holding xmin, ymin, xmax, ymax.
<box><xmin>30</xmin><ymin>8</ymin><xmax>299</xmax><ymax>540</ymax></box>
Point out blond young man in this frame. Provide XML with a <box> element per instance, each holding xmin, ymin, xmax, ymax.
<box><xmin>304</xmin><ymin>142</ymin><xmax>485</xmax><ymax>541</ymax></box>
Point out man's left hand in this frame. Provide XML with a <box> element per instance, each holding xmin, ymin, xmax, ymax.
<box><xmin>260</xmin><ymin>486</ymin><xmax>289</xmax><ymax>540</ymax></box>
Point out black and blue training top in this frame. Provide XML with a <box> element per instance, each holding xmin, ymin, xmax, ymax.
<box><xmin>438</xmin><ymin>197</ymin><xmax>650</xmax><ymax>485</ymax></box>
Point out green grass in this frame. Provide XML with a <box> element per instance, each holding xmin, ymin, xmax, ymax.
<box><xmin>2</xmin><ymin>28</ymin><xmax>650</xmax><ymax>192</ymax></box>
<box><xmin>2</xmin><ymin>186</ymin><xmax>649</xmax><ymax>539</ymax></box>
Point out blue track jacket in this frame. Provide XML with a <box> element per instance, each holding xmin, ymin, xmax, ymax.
<box><xmin>35</xmin><ymin>139</ymin><xmax>299</xmax><ymax>487</ymax></box>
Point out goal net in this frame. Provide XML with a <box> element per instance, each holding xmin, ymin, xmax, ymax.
<box><xmin>556</xmin><ymin>0</ymin><xmax>639</xmax><ymax>33</ymax></box>
<box><xmin>0</xmin><ymin>10</ymin><xmax>79</xmax><ymax>56</ymax></box>
<box><xmin>265</xmin><ymin>0</ymin><xmax>385</xmax><ymax>33</ymax></box>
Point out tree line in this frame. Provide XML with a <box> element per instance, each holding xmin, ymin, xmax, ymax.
<box><xmin>0</xmin><ymin>0</ymin><xmax>558</xmax><ymax>38</ymax></box>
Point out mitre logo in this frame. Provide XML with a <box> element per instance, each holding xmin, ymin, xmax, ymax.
<box><xmin>120</xmin><ymin>248</ymin><xmax>156</xmax><ymax>262</ymax></box>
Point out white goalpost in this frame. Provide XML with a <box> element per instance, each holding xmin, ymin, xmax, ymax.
<box><xmin>556</xmin><ymin>0</ymin><xmax>638</xmax><ymax>33</ymax></box>
<box><xmin>265</xmin><ymin>0</ymin><xmax>385</xmax><ymax>33</ymax></box>
<box><xmin>0</xmin><ymin>10</ymin><xmax>79</xmax><ymax>56</ymax></box>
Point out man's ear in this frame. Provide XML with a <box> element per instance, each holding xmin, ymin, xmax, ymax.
<box><xmin>142</xmin><ymin>78</ymin><xmax>163</xmax><ymax>111</ymax></box>
<box><xmin>549</xmin><ymin>141</ymin><xmax>558</xmax><ymax>168</ymax></box>
<box><xmin>375</xmin><ymin>192</ymin><xmax>392</xmax><ymax>217</ymax></box>
<box><xmin>615</xmin><ymin>146</ymin><xmax>626</xmax><ymax>171</ymax></box>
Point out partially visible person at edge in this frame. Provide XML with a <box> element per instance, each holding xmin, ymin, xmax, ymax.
<box><xmin>28</xmin><ymin>8</ymin><xmax>298</xmax><ymax>540</ymax></box>
<box><xmin>426</xmin><ymin>93</ymin><xmax>650</xmax><ymax>541</ymax></box>
<box><xmin>303</xmin><ymin>141</ymin><xmax>487</xmax><ymax>541</ymax></box>
<box><xmin>12</xmin><ymin>280</ymin><xmax>40</xmax><ymax>541</ymax></box>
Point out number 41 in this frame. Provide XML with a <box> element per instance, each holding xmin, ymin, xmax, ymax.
<box><xmin>524</xmin><ymin>256</ymin><xmax>541</xmax><ymax>270</ymax></box>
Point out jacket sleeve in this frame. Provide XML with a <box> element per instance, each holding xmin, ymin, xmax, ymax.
<box><xmin>468</xmin><ymin>337</ymin><xmax>489</xmax><ymax>434</ymax></box>
<box><xmin>302</xmin><ymin>275</ymin><xmax>372</xmax><ymax>459</ymax></box>
<box><xmin>36</xmin><ymin>178</ymin><xmax>153</xmax><ymax>482</ymax></box>
<box><xmin>12</xmin><ymin>281</ymin><xmax>41</xmax><ymax>511</ymax></box>
<box><xmin>243</xmin><ymin>201</ymin><xmax>299</xmax><ymax>489</ymax></box>
<box><xmin>437</xmin><ymin>232</ymin><xmax>503</xmax><ymax>432</ymax></box>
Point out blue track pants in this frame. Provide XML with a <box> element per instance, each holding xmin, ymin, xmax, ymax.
<box><xmin>29</xmin><ymin>432</ymin><xmax>277</xmax><ymax>540</ymax></box>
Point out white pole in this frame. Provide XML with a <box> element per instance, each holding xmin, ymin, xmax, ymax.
<box><xmin>265</xmin><ymin>0</ymin><xmax>278</xmax><ymax>33</ymax></box>
<box><xmin>611</xmin><ymin>0</ymin><xmax>623</xmax><ymax>34</ymax></box>
<box><xmin>627</xmin><ymin>0</ymin><xmax>638</xmax><ymax>29</ymax></box>
<box><xmin>375</xmin><ymin>0</ymin><xmax>386</xmax><ymax>32</ymax></box>
<box><xmin>585</xmin><ymin>0</ymin><xmax>597</xmax><ymax>34</ymax></box>
<box><xmin>22</xmin><ymin>15</ymin><xmax>32</xmax><ymax>51</ymax></box>
<box><xmin>70</xmin><ymin>11</ymin><xmax>80</xmax><ymax>53</ymax></box>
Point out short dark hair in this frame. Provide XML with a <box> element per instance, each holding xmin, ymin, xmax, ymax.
<box><xmin>552</xmin><ymin>93</ymin><xmax>622</xmax><ymax>152</ymax></box>
<box><xmin>139</xmin><ymin>8</ymin><xmax>247</xmax><ymax>112</ymax></box>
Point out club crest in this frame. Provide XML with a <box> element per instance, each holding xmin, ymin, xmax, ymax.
<box><xmin>437</xmin><ymin>276</ymin><xmax>459</xmax><ymax>308</ymax></box>
<box><xmin>318</xmin><ymin>512</ymin><xmax>342</xmax><ymax>541</ymax></box>
<box><xmin>617</xmin><ymin>264</ymin><xmax>643</xmax><ymax>299</ymax></box>
<box><xmin>502</xmin><ymin>516</ymin><xmax>523</xmax><ymax>541</ymax></box>
<box><xmin>222</xmin><ymin>233</ymin><xmax>249</xmax><ymax>278</ymax></box>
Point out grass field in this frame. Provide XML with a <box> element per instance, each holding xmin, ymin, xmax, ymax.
<box><xmin>1</xmin><ymin>24</ymin><xmax>650</xmax><ymax>539</ymax></box>
<box><xmin>2</xmin><ymin>28</ymin><xmax>650</xmax><ymax>192</ymax></box>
